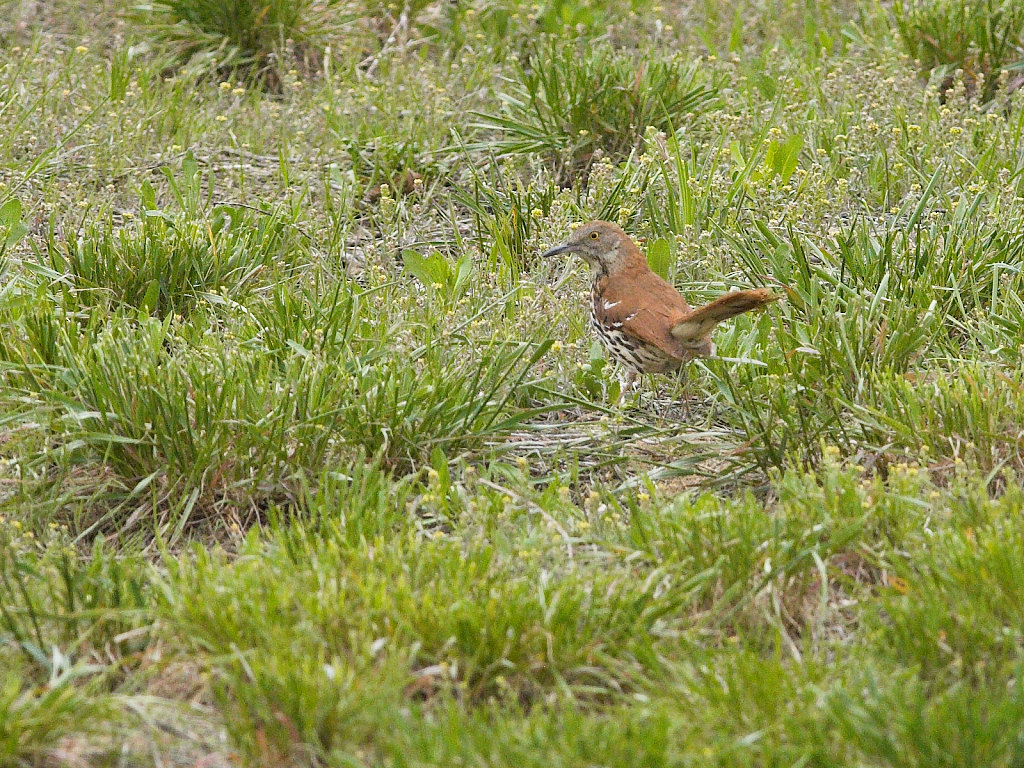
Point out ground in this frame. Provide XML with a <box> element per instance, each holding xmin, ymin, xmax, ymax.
<box><xmin>1</xmin><ymin>0</ymin><xmax>1023</xmax><ymax>765</ymax></box>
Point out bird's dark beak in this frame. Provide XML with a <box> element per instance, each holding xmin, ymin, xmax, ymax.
<box><xmin>541</xmin><ymin>243</ymin><xmax>571</xmax><ymax>258</ymax></box>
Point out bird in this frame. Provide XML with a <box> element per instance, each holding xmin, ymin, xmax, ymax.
<box><xmin>541</xmin><ymin>221</ymin><xmax>780</xmax><ymax>399</ymax></box>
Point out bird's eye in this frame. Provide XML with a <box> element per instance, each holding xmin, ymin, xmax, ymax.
<box><xmin>590</xmin><ymin>232</ymin><xmax>600</xmax><ymax>240</ymax></box>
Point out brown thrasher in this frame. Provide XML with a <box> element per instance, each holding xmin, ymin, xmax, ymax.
<box><xmin>542</xmin><ymin>221</ymin><xmax>780</xmax><ymax>397</ymax></box>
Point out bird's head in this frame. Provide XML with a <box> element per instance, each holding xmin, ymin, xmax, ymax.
<box><xmin>541</xmin><ymin>220</ymin><xmax>638</xmax><ymax>277</ymax></box>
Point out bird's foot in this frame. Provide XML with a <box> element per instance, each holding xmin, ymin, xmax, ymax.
<box><xmin>613</xmin><ymin>369</ymin><xmax>639</xmax><ymax>406</ymax></box>
<box><xmin>677</xmin><ymin>368</ymin><xmax>692</xmax><ymax>420</ymax></box>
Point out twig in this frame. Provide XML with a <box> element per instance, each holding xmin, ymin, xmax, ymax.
<box><xmin>361</xmin><ymin>2</ymin><xmax>410</xmax><ymax>80</ymax></box>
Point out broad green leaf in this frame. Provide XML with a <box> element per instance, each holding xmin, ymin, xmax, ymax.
<box><xmin>140</xmin><ymin>279</ymin><xmax>161</xmax><ymax>316</ymax></box>
<box><xmin>5</xmin><ymin>221</ymin><xmax>28</xmax><ymax>248</ymax></box>
<box><xmin>429</xmin><ymin>446</ymin><xmax>450</xmax><ymax>488</ymax></box>
<box><xmin>140</xmin><ymin>179</ymin><xmax>157</xmax><ymax>210</ymax></box>
<box><xmin>401</xmin><ymin>249</ymin><xmax>430</xmax><ymax>285</ymax></box>
<box><xmin>428</xmin><ymin>252</ymin><xmax>452</xmax><ymax>286</ymax></box>
<box><xmin>775</xmin><ymin>134</ymin><xmax>804</xmax><ymax>183</ymax></box>
<box><xmin>764</xmin><ymin>134</ymin><xmax>803</xmax><ymax>183</ymax></box>
<box><xmin>0</xmin><ymin>198</ymin><xmax>27</xmax><ymax>248</ymax></box>
<box><xmin>403</xmin><ymin>250</ymin><xmax>451</xmax><ymax>291</ymax></box>
<box><xmin>0</xmin><ymin>198</ymin><xmax>21</xmax><ymax>228</ymax></box>
<box><xmin>730</xmin><ymin>140</ymin><xmax>746</xmax><ymax>168</ymax></box>
<box><xmin>182</xmin><ymin>150</ymin><xmax>198</xmax><ymax>185</ymax></box>
<box><xmin>454</xmin><ymin>254</ymin><xmax>475</xmax><ymax>294</ymax></box>
<box><xmin>646</xmin><ymin>237</ymin><xmax>672</xmax><ymax>280</ymax></box>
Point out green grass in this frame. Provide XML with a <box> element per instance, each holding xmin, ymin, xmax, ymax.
<box><xmin>469</xmin><ymin>41</ymin><xmax>720</xmax><ymax>180</ymax></box>
<box><xmin>132</xmin><ymin>0</ymin><xmax>356</xmax><ymax>79</ymax></box>
<box><xmin>894</xmin><ymin>0</ymin><xmax>1024</xmax><ymax>101</ymax></box>
<box><xmin>2</xmin><ymin>0</ymin><xmax>1024</xmax><ymax>764</ymax></box>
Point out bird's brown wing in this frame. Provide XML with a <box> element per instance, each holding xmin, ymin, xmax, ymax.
<box><xmin>670</xmin><ymin>288</ymin><xmax>780</xmax><ymax>348</ymax></box>
<box><xmin>595</xmin><ymin>270</ymin><xmax>693</xmax><ymax>360</ymax></box>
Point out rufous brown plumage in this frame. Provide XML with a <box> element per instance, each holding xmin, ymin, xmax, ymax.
<box><xmin>542</xmin><ymin>221</ymin><xmax>779</xmax><ymax>395</ymax></box>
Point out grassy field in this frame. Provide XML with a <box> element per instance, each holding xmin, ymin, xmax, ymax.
<box><xmin>2</xmin><ymin>0</ymin><xmax>1024</xmax><ymax>764</ymax></box>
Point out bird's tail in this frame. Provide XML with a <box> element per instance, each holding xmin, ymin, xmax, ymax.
<box><xmin>670</xmin><ymin>288</ymin><xmax>780</xmax><ymax>349</ymax></box>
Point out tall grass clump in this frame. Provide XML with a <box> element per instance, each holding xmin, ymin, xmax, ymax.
<box><xmin>46</xmin><ymin>205</ymin><xmax>298</xmax><ymax>320</ymax></box>
<box><xmin>893</xmin><ymin>0</ymin><xmax>1024</xmax><ymax>101</ymax></box>
<box><xmin>712</xmin><ymin>196</ymin><xmax>1024</xmax><ymax>474</ymax></box>
<box><xmin>132</xmin><ymin>0</ymin><xmax>352</xmax><ymax>77</ymax></box>
<box><xmin>0</xmin><ymin>268</ymin><xmax>554</xmax><ymax>533</ymax></box>
<box><xmin>0</xmin><ymin>526</ymin><xmax>150</xmax><ymax>764</ymax></box>
<box><xmin>160</xmin><ymin>529</ymin><xmax>685</xmax><ymax>759</ymax></box>
<box><xmin>43</xmin><ymin>155</ymin><xmax>304</xmax><ymax>320</ymax></box>
<box><xmin>471</xmin><ymin>43</ymin><xmax>719</xmax><ymax>180</ymax></box>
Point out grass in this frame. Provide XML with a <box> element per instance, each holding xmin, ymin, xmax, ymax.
<box><xmin>2</xmin><ymin>0</ymin><xmax>1024</xmax><ymax>764</ymax></box>
<box><xmin>893</xmin><ymin>0</ymin><xmax>1024</xmax><ymax>101</ymax></box>
<box><xmin>470</xmin><ymin>41</ymin><xmax>720</xmax><ymax>180</ymax></box>
<box><xmin>132</xmin><ymin>0</ymin><xmax>355</xmax><ymax>79</ymax></box>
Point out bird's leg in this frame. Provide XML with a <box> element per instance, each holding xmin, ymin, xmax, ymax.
<box><xmin>643</xmin><ymin>374</ymin><xmax>660</xmax><ymax>410</ymax></box>
<box><xmin>678</xmin><ymin>365</ymin><xmax>691</xmax><ymax>419</ymax></box>
<box><xmin>614</xmin><ymin>367</ymin><xmax>638</xmax><ymax>405</ymax></box>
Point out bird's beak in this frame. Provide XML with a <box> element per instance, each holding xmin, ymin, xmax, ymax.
<box><xmin>540</xmin><ymin>243</ymin><xmax>571</xmax><ymax>258</ymax></box>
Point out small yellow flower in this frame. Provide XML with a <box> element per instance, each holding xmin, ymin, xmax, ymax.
<box><xmin>215</xmin><ymin>115</ymin><xmax>228</xmax><ymax>122</ymax></box>
<box><xmin>75</xmin><ymin>45</ymin><xmax>89</xmax><ymax>54</ymax></box>
<box><xmin>219</xmin><ymin>81</ymin><xmax>232</xmax><ymax>90</ymax></box>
